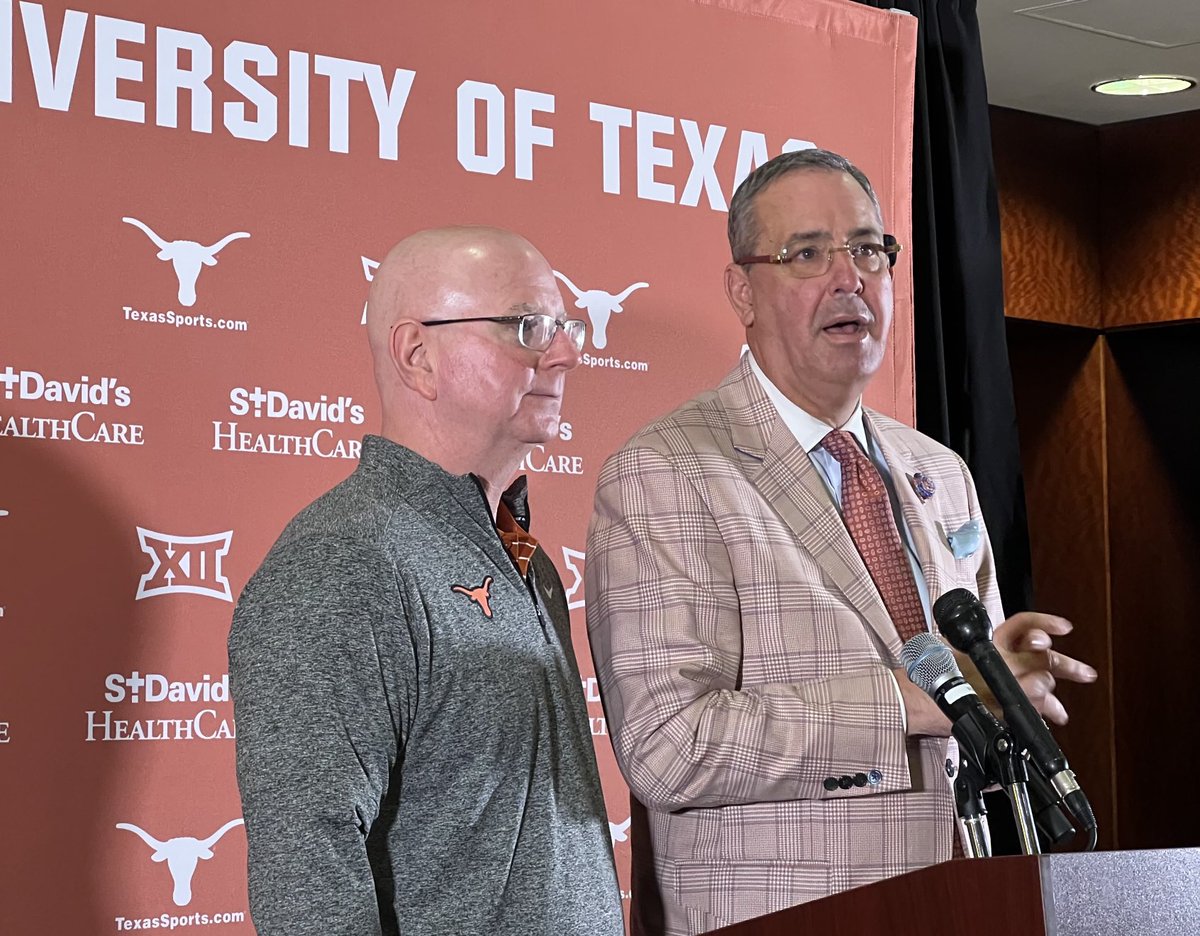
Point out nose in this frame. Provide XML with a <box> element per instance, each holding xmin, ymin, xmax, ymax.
<box><xmin>826</xmin><ymin>247</ymin><xmax>864</xmax><ymax>296</ymax></box>
<box><xmin>539</xmin><ymin>322</ymin><xmax>583</xmax><ymax>371</ymax></box>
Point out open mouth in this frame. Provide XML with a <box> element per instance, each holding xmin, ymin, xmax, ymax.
<box><xmin>822</xmin><ymin>316</ymin><xmax>869</xmax><ymax>336</ymax></box>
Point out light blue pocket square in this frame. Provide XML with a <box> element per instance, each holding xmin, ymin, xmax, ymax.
<box><xmin>946</xmin><ymin>520</ymin><xmax>982</xmax><ymax>559</ymax></box>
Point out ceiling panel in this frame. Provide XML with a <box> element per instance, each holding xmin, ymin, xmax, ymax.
<box><xmin>979</xmin><ymin>0</ymin><xmax>1200</xmax><ymax>123</ymax></box>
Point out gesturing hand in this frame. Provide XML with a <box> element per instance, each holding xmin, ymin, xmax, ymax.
<box><xmin>959</xmin><ymin>612</ymin><xmax>1097</xmax><ymax>725</ymax></box>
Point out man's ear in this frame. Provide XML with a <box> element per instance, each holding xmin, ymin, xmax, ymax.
<box><xmin>724</xmin><ymin>263</ymin><xmax>755</xmax><ymax>328</ymax></box>
<box><xmin>390</xmin><ymin>320</ymin><xmax>437</xmax><ymax>401</ymax></box>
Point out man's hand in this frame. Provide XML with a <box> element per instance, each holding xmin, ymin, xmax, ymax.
<box><xmin>958</xmin><ymin>612</ymin><xmax>1098</xmax><ymax>725</ymax></box>
<box><xmin>893</xmin><ymin>667</ymin><xmax>952</xmax><ymax>737</ymax></box>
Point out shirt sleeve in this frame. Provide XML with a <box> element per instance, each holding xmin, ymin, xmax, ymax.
<box><xmin>888</xmin><ymin>669</ymin><xmax>909</xmax><ymax>733</ymax></box>
<box><xmin>228</xmin><ymin>536</ymin><xmax>413</xmax><ymax>936</ymax></box>
<box><xmin>585</xmin><ymin>442</ymin><xmax>909</xmax><ymax>814</ymax></box>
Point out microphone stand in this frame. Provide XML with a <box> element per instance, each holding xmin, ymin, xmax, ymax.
<box><xmin>994</xmin><ymin>736</ymin><xmax>1041</xmax><ymax>856</ymax></box>
<box><xmin>949</xmin><ymin>711</ymin><xmax>1041</xmax><ymax>857</ymax></box>
<box><xmin>934</xmin><ymin>589</ymin><xmax>1097</xmax><ymax>851</ymax></box>
<box><xmin>954</xmin><ymin>754</ymin><xmax>992</xmax><ymax>858</ymax></box>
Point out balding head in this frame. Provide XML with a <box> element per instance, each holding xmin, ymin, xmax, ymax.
<box><xmin>364</xmin><ymin>225</ymin><xmax>578</xmax><ymax>490</ymax></box>
<box><xmin>367</xmin><ymin>226</ymin><xmax>550</xmax><ymax>360</ymax></box>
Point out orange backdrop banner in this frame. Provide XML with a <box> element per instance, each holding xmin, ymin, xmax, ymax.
<box><xmin>0</xmin><ymin>0</ymin><xmax>916</xmax><ymax>931</ymax></box>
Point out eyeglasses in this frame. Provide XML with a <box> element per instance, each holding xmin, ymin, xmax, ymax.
<box><xmin>736</xmin><ymin>234</ymin><xmax>902</xmax><ymax>278</ymax></box>
<box><xmin>421</xmin><ymin>313</ymin><xmax>588</xmax><ymax>353</ymax></box>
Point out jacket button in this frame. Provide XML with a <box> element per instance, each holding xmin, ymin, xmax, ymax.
<box><xmin>868</xmin><ymin>769</ymin><xmax>883</xmax><ymax>786</ymax></box>
<box><xmin>946</xmin><ymin>759</ymin><xmax>957</xmax><ymax>778</ymax></box>
<box><xmin>823</xmin><ymin>777</ymin><xmax>839</xmax><ymax>791</ymax></box>
<box><xmin>853</xmin><ymin>772</ymin><xmax>869</xmax><ymax>787</ymax></box>
<box><xmin>838</xmin><ymin>775</ymin><xmax>853</xmax><ymax>790</ymax></box>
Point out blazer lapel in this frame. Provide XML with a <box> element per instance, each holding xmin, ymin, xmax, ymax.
<box><xmin>718</xmin><ymin>361</ymin><xmax>903</xmax><ymax>660</ymax></box>
<box><xmin>865</xmin><ymin>411</ymin><xmax>951</xmax><ymax>604</ymax></box>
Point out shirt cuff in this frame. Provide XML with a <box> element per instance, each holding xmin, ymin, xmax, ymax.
<box><xmin>888</xmin><ymin>669</ymin><xmax>908</xmax><ymax>734</ymax></box>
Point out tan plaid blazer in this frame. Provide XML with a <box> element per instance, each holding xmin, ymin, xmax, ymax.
<box><xmin>586</xmin><ymin>357</ymin><xmax>1005</xmax><ymax>935</ymax></box>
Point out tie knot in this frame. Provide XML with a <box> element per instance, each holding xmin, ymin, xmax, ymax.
<box><xmin>820</xmin><ymin>429</ymin><xmax>861</xmax><ymax>465</ymax></box>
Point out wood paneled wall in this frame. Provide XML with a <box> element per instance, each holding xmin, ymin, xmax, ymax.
<box><xmin>1005</xmin><ymin>321</ymin><xmax>1114</xmax><ymax>850</ymax></box>
<box><xmin>992</xmin><ymin>109</ymin><xmax>1101</xmax><ymax>327</ymax></box>
<box><xmin>1104</xmin><ymin>328</ymin><xmax>1200</xmax><ymax>848</ymax></box>
<box><xmin>1102</xmin><ymin>112</ymin><xmax>1200</xmax><ymax>326</ymax></box>
<box><xmin>993</xmin><ymin>105</ymin><xmax>1200</xmax><ymax>851</ymax></box>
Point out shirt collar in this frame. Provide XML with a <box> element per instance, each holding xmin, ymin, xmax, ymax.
<box><xmin>745</xmin><ymin>349</ymin><xmax>869</xmax><ymax>454</ymax></box>
<box><xmin>359</xmin><ymin>435</ymin><xmax>533</xmax><ymax>526</ymax></box>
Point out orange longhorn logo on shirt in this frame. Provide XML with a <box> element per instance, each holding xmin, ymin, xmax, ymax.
<box><xmin>451</xmin><ymin>576</ymin><xmax>494</xmax><ymax>618</ymax></box>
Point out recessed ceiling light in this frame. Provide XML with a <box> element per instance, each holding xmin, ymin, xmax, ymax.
<box><xmin>1092</xmin><ymin>76</ymin><xmax>1196</xmax><ymax>96</ymax></box>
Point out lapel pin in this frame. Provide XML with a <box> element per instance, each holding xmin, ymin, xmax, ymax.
<box><xmin>908</xmin><ymin>472</ymin><xmax>936</xmax><ymax>502</ymax></box>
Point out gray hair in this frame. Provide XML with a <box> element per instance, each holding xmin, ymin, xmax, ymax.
<box><xmin>727</xmin><ymin>149</ymin><xmax>882</xmax><ymax>261</ymax></box>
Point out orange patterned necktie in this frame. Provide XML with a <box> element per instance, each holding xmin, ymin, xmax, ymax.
<box><xmin>821</xmin><ymin>429</ymin><xmax>965</xmax><ymax>858</ymax></box>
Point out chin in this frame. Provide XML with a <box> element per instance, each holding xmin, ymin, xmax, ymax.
<box><xmin>860</xmin><ymin>347</ymin><xmax>887</xmax><ymax>377</ymax></box>
<box><xmin>835</xmin><ymin>343</ymin><xmax>886</xmax><ymax>376</ymax></box>
<box><xmin>523</xmin><ymin>418</ymin><xmax>560</xmax><ymax>446</ymax></box>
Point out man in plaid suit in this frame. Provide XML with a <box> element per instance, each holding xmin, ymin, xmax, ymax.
<box><xmin>586</xmin><ymin>150</ymin><xmax>1096</xmax><ymax>935</ymax></box>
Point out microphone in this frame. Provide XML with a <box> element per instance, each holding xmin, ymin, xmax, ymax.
<box><xmin>933</xmin><ymin>589</ymin><xmax>1097</xmax><ymax>845</ymax></box>
<box><xmin>902</xmin><ymin>631</ymin><xmax>1006</xmax><ymax>857</ymax></box>
<box><xmin>902</xmin><ymin>633</ymin><xmax>1076</xmax><ymax>849</ymax></box>
<box><xmin>901</xmin><ymin>631</ymin><xmax>1005</xmax><ymax>753</ymax></box>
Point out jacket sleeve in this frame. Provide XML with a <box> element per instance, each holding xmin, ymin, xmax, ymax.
<box><xmin>228</xmin><ymin>537</ymin><xmax>413</xmax><ymax>936</ymax></box>
<box><xmin>585</xmin><ymin>442</ymin><xmax>908</xmax><ymax>815</ymax></box>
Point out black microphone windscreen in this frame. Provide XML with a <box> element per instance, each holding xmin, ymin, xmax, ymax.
<box><xmin>934</xmin><ymin>588</ymin><xmax>993</xmax><ymax>652</ymax></box>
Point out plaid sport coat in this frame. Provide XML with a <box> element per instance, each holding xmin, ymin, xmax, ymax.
<box><xmin>586</xmin><ymin>356</ymin><xmax>1005</xmax><ymax>935</ymax></box>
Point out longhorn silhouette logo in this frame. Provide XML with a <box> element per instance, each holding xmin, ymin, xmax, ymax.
<box><xmin>451</xmin><ymin>576</ymin><xmax>494</xmax><ymax>619</ymax></box>
<box><xmin>360</xmin><ymin>255</ymin><xmax>380</xmax><ymax>325</ymax></box>
<box><xmin>117</xmin><ymin>819</ymin><xmax>244</xmax><ymax>907</ymax></box>
<box><xmin>123</xmin><ymin>217</ymin><xmax>250</xmax><ymax>308</ymax></box>
<box><xmin>609</xmin><ymin>816</ymin><xmax>632</xmax><ymax>845</ymax></box>
<box><xmin>553</xmin><ymin>272</ymin><xmax>648</xmax><ymax>350</ymax></box>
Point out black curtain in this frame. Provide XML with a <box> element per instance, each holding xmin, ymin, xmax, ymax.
<box><xmin>854</xmin><ymin>0</ymin><xmax>1033</xmax><ymax>615</ymax></box>
<box><xmin>853</xmin><ymin>0</ymin><xmax>1032</xmax><ymax>855</ymax></box>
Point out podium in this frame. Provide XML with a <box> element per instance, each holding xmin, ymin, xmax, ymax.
<box><xmin>708</xmin><ymin>849</ymin><xmax>1200</xmax><ymax>935</ymax></box>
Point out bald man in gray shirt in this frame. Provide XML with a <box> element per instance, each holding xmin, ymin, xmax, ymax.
<box><xmin>229</xmin><ymin>227</ymin><xmax>623</xmax><ymax>936</ymax></box>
